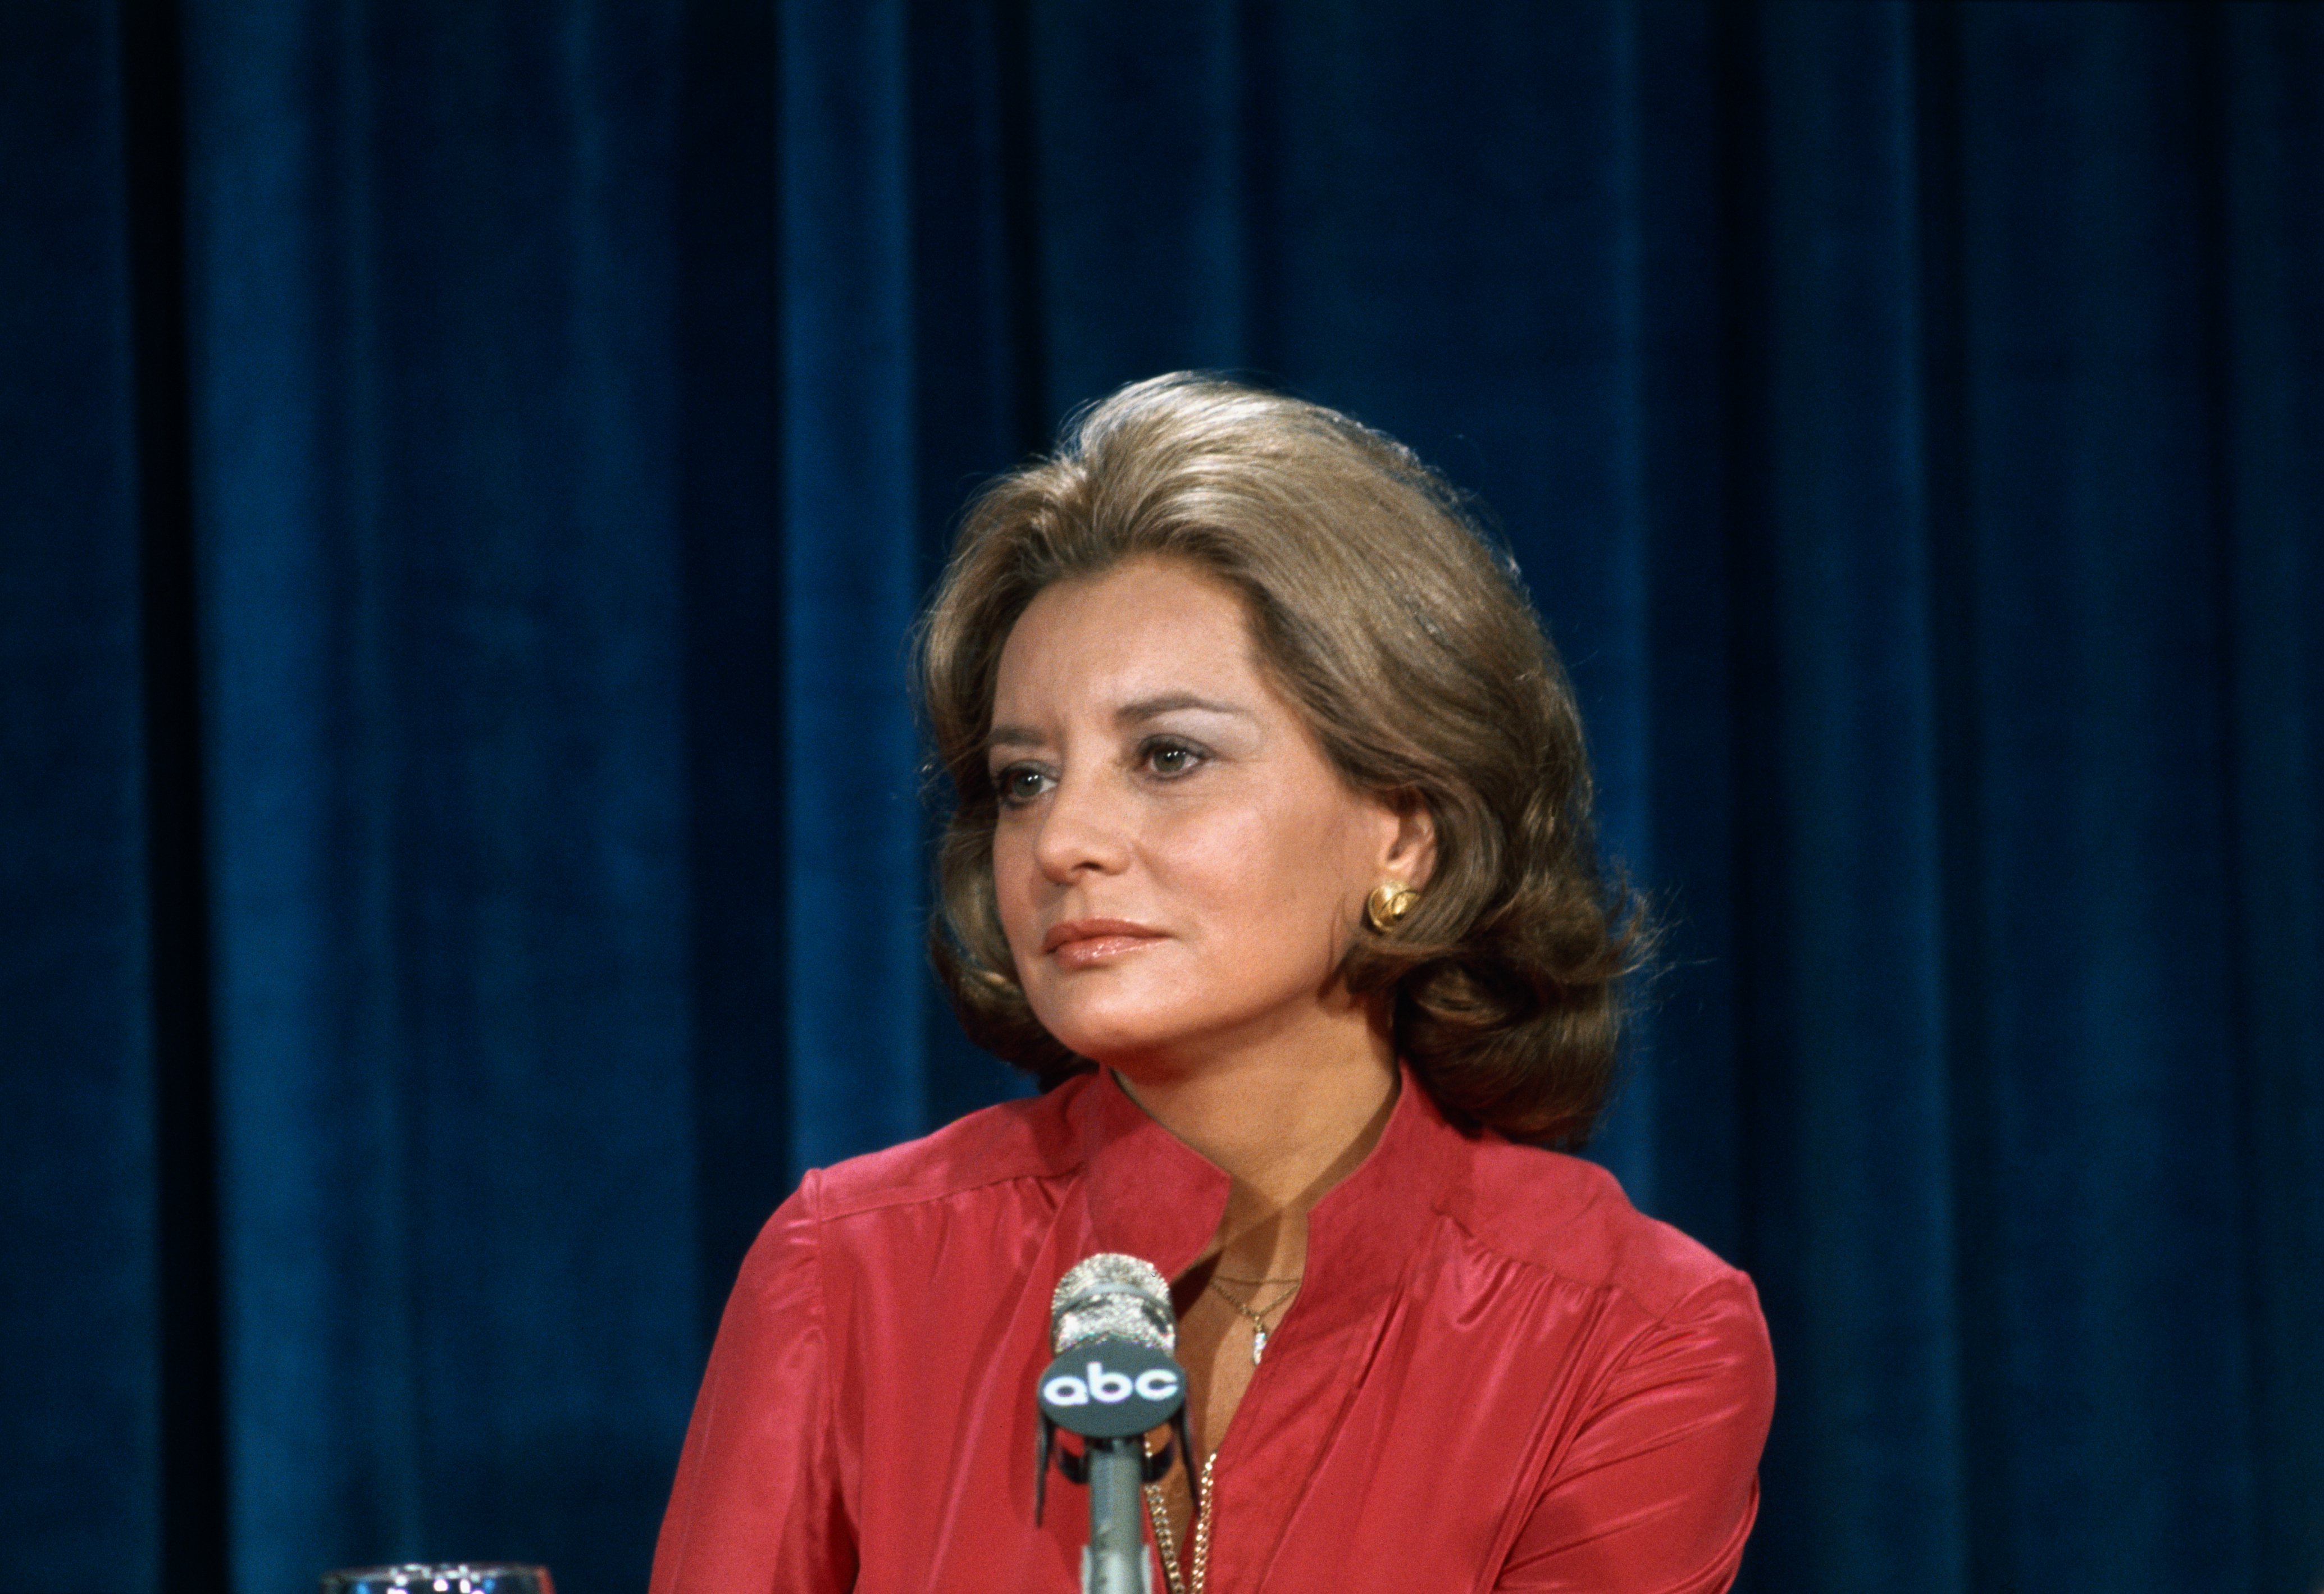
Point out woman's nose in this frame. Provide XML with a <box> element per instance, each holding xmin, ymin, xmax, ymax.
<box><xmin>1028</xmin><ymin>769</ymin><xmax>1132</xmax><ymax>883</ymax></box>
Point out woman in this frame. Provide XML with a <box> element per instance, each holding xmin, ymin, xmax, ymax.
<box><xmin>650</xmin><ymin>375</ymin><xmax>1774</xmax><ymax>1593</ymax></box>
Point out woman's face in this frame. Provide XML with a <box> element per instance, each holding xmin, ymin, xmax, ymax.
<box><xmin>987</xmin><ymin>556</ymin><xmax>1432</xmax><ymax>1074</ymax></box>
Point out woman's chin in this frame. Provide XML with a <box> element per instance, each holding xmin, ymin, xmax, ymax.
<box><xmin>1034</xmin><ymin>981</ymin><xmax>1364</xmax><ymax>1077</ymax></box>
<box><xmin>1042</xmin><ymin>1020</ymin><xmax>1189</xmax><ymax>1073</ymax></box>
<box><xmin>1031</xmin><ymin>998</ymin><xmax>1208</xmax><ymax>1075</ymax></box>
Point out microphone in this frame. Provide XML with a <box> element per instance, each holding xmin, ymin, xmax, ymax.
<box><xmin>1036</xmin><ymin>1255</ymin><xmax>1197</xmax><ymax>1594</ymax></box>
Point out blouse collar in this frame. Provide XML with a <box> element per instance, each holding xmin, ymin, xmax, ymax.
<box><xmin>1075</xmin><ymin>1061</ymin><xmax>1474</xmax><ymax>1312</ymax></box>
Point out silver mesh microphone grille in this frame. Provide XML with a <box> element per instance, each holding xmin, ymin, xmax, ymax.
<box><xmin>1050</xmin><ymin>1253</ymin><xmax>1175</xmax><ymax>1354</ymax></box>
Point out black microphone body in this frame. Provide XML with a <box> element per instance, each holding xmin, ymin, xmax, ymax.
<box><xmin>1081</xmin><ymin>1440</ymin><xmax>1149</xmax><ymax>1594</ymax></box>
<box><xmin>1038</xmin><ymin>1255</ymin><xmax>1194</xmax><ymax>1594</ymax></box>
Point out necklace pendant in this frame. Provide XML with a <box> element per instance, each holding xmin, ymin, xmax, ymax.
<box><xmin>1250</xmin><ymin>1326</ymin><xmax>1266</xmax><ymax>1365</ymax></box>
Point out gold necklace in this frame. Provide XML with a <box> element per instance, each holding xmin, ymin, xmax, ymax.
<box><xmin>1145</xmin><ymin>1272</ymin><xmax>1297</xmax><ymax>1590</ymax></box>
<box><xmin>1206</xmin><ymin>1277</ymin><xmax>1300</xmax><ymax>1365</ymax></box>
<box><xmin>1144</xmin><ymin>1450</ymin><xmax>1217</xmax><ymax>1594</ymax></box>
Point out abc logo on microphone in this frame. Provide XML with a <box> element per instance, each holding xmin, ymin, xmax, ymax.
<box><xmin>1036</xmin><ymin>1340</ymin><xmax>1184</xmax><ymax>1439</ymax></box>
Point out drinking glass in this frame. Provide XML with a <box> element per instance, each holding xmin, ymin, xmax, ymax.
<box><xmin>322</xmin><ymin>1564</ymin><xmax>553</xmax><ymax>1594</ymax></box>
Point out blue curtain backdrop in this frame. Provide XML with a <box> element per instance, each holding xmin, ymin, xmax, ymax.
<box><xmin>4</xmin><ymin>3</ymin><xmax>2319</xmax><ymax>1592</ymax></box>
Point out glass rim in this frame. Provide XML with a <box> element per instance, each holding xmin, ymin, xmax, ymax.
<box><xmin>320</xmin><ymin>1565</ymin><xmax>552</xmax><ymax>1593</ymax></box>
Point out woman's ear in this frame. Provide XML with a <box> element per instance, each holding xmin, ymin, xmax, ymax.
<box><xmin>1380</xmin><ymin>793</ymin><xmax>1437</xmax><ymax>891</ymax></box>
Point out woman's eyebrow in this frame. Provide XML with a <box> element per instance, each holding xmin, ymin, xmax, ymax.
<box><xmin>1114</xmin><ymin>693</ymin><xmax>1251</xmax><ymax>726</ymax></box>
<box><xmin>985</xmin><ymin>695</ymin><xmax>1252</xmax><ymax>756</ymax></box>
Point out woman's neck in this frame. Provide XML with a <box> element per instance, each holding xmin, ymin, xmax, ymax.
<box><xmin>1110</xmin><ymin>1004</ymin><xmax>1398</xmax><ymax>1281</ymax></box>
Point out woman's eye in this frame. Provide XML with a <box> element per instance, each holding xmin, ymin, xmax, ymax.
<box><xmin>1142</xmin><ymin>739</ymin><xmax>1203</xmax><ymax>778</ymax></box>
<box><xmin>994</xmin><ymin>764</ymin><xmax>1051</xmax><ymax>806</ymax></box>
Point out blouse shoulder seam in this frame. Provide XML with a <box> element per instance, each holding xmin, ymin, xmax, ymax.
<box><xmin>797</xmin><ymin>1167</ymin><xmax>851</xmax><ymax>1536</ymax></box>
<box><xmin>810</xmin><ymin>1161</ymin><xmax>1083</xmax><ymax>1225</ymax></box>
<box><xmin>1427</xmin><ymin>1199</ymin><xmax>1751</xmax><ymax>1333</ymax></box>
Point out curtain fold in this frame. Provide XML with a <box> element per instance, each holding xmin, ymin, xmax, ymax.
<box><xmin>2</xmin><ymin>4</ymin><xmax>2317</xmax><ymax>1592</ymax></box>
<box><xmin>778</xmin><ymin>0</ymin><xmax>927</xmax><ymax>1174</ymax></box>
<box><xmin>0</xmin><ymin>6</ymin><xmax>161</xmax><ymax>1587</ymax></box>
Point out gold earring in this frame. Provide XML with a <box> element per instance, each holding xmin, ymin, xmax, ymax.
<box><xmin>1365</xmin><ymin>881</ymin><xmax>1419</xmax><ymax>933</ymax></box>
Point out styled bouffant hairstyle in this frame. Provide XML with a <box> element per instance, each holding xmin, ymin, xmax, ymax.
<box><xmin>915</xmin><ymin>373</ymin><xmax>1644</xmax><ymax>1148</ymax></box>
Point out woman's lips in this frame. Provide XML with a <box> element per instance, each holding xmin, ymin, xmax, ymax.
<box><xmin>1042</xmin><ymin>918</ymin><xmax>1165</xmax><ymax>970</ymax></box>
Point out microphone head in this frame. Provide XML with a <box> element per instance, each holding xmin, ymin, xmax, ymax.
<box><xmin>1050</xmin><ymin>1253</ymin><xmax>1175</xmax><ymax>1355</ymax></box>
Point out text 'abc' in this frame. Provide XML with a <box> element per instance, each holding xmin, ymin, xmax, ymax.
<box><xmin>1041</xmin><ymin>1362</ymin><xmax>1183</xmax><ymax>1407</ymax></box>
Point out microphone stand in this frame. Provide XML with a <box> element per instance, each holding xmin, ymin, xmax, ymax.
<box><xmin>1081</xmin><ymin>1436</ymin><xmax>1151</xmax><ymax>1594</ymax></box>
<box><xmin>1037</xmin><ymin>1260</ymin><xmax>1200</xmax><ymax>1594</ymax></box>
<box><xmin>1035</xmin><ymin>1374</ymin><xmax>1195</xmax><ymax>1594</ymax></box>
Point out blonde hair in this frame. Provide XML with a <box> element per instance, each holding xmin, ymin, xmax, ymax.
<box><xmin>916</xmin><ymin>373</ymin><xmax>1643</xmax><ymax>1147</ymax></box>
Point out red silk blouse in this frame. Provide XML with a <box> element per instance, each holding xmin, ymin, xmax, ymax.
<box><xmin>650</xmin><ymin>1066</ymin><xmax>1774</xmax><ymax>1593</ymax></box>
